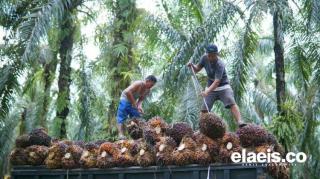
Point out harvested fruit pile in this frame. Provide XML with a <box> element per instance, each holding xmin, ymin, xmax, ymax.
<box><xmin>10</xmin><ymin>114</ymin><xmax>289</xmax><ymax>179</ymax></box>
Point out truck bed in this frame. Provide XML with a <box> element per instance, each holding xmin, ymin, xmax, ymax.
<box><xmin>11</xmin><ymin>163</ymin><xmax>272</xmax><ymax>179</ymax></box>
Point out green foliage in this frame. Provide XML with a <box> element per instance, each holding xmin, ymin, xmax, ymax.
<box><xmin>267</xmin><ymin>101</ymin><xmax>304</xmax><ymax>152</ymax></box>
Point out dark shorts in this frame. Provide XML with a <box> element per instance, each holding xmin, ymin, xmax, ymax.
<box><xmin>116</xmin><ymin>99</ymin><xmax>141</xmax><ymax>124</ymax></box>
<box><xmin>201</xmin><ymin>88</ymin><xmax>236</xmax><ymax>111</ymax></box>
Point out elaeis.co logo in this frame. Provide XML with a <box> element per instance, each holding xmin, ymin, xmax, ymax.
<box><xmin>230</xmin><ymin>147</ymin><xmax>307</xmax><ymax>166</ymax></box>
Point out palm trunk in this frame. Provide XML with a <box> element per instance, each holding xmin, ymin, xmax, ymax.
<box><xmin>273</xmin><ymin>9</ymin><xmax>286</xmax><ymax>115</ymax></box>
<box><xmin>40</xmin><ymin>57</ymin><xmax>58</xmax><ymax>129</ymax></box>
<box><xmin>106</xmin><ymin>0</ymin><xmax>137</xmax><ymax>138</ymax></box>
<box><xmin>55</xmin><ymin>15</ymin><xmax>75</xmax><ymax>139</ymax></box>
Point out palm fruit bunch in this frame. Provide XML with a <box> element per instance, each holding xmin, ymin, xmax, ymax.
<box><xmin>10</xmin><ymin>148</ymin><xmax>28</xmax><ymax>165</ymax></box>
<box><xmin>29</xmin><ymin>128</ymin><xmax>51</xmax><ymax>146</ymax></box>
<box><xmin>79</xmin><ymin>142</ymin><xmax>99</xmax><ymax>168</ymax></box>
<box><xmin>73</xmin><ymin>140</ymin><xmax>86</xmax><ymax>147</ymax></box>
<box><xmin>15</xmin><ymin>134</ymin><xmax>31</xmax><ymax>148</ymax></box>
<box><xmin>219</xmin><ymin>132</ymin><xmax>241</xmax><ymax>163</ymax></box>
<box><xmin>172</xmin><ymin>136</ymin><xmax>196</xmax><ymax>166</ymax></box>
<box><xmin>165</xmin><ymin>122</ymin><xmax>193</xmax><ymax>144</ymax></box>
<box><xmin>136</xmin><ymin>141</ymin><xmax>156</xmax><ymax>167</ymax></box>
<box><xmin>25</xmin><ymin>145</ymin><xmax>49</xmax><ymax>165</ymax></box>
<box><xmin>266</xmin><ymin>162</ymin><xmax>290</xmax><ymax>179</ymax></box>
<box><xmin>45</xmin><ymin>142</ymin><xmax>68</xmax><ymax>168</ymax></box>
<box><xmin>97</xmin><ymin>142</ymin><xmax>118</xmax><ymax>168</ymax></box>
<box><xmin>199</xmin><ymin>113</ymin><xmax>226</xmax><ymax>139</ymax></box>
<box><xmin>62</xmin><ymin>144</ymin><xmax>84</xmax><ymax>169</ymax></box>
<box><xmin>127</xmin><ymin>119</ymin><xmax>146</xmax><ymax>140</ymax></box>
<box><xmin>192</xmin><ymin>131</ymin><xmax>220</xmax><ymax>162</ymax></box>
<box><xmin>114</xmin><ymin>140</ymin><xmax>135</xmax><ymax>167</ymax></box>
<box><xmin>15</xmin><ymin>128</ymin><xmax>51</xmax><ymax>148</ymax></box>
<box><xmin>142</xmin><ymin>127</ymin><xmax>159</xmax><ymax>146</ymax></box>
<box><xmin>147</xmin><ymin>116</ymin><xmax>168</xmax><ymax>136</ymax></box>
<box><xmin>155</xmin><ymin>136</ymin><xmax>177</xmax><ymax>166</ymax></box>
<box><xmin>236</xmin><ymin>124</ymin><xmax>268</xmax><ymax>147</ymax></box>
<box><xmin>194</xmin><ymin>148</ymin><xmax>211</xmax><ymax>166</ymax></box>
<box><xmin>266</xmin><ymin>132</ymin><xmax>285</xmax><ymax>156</ymax></box>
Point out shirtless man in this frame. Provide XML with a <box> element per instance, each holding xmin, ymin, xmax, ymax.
<box><xmin>116</xmin><ymin>75</ymin><xmax>157</xmax><ymax>139</ymax></box>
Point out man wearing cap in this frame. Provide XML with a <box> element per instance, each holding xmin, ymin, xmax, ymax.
<box><xmin>188</xmin><ymin>44</ymin><xmax>246</xmax><ymax>127</ymax></box>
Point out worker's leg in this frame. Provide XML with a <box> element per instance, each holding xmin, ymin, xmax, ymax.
<box><xmin>116</xmin><ymin>99</ymin><xmax>130</xmax><ymax>139</ymax></box>
<box><xmin>230</xmin><ymin>104</ymin><xmax>242</xmax><ymax>123</ymax></box>
<box><xmin>219</xmin><ymin>88</ymin><xmax>245</xmax><ymax>127</ymax></box>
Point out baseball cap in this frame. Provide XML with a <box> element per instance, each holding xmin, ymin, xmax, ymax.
<box><xmin>206</xmin><ymin>44</ymin><xmax>218</xmax><ymax>53</ymax></box>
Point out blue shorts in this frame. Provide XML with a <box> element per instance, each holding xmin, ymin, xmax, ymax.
<box><xmin>116</xmin><ymin>99</ymin><xmax>141</xmax><ymax>124</ymax></box>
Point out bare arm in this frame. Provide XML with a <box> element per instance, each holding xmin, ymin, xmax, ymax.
<box><xmin>207</xmin><ymin>79</ymin><xmax>221</xmax><ymax>92</ymax></box>
<box><xmin>187</xmin><ymin>62</ymin><xmax>203</xmax><ymax>73</ymax></box>
<box><xmin>124</xmin><ymin>81</ymin><xmax>142</xmax><ymax>108</ymax></box>
<box><xmin>191</xmin><ymin>63</ymin><xmax>203</xmax><ymax>73</ymax></box>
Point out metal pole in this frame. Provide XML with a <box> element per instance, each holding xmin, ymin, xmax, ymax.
<box><xmin>189</xmin><ymin>65</ymin><xmax>210</xmax><ymax>112</ymax></box>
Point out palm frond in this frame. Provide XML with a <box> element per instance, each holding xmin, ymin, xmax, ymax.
<box><xmin>256</xmin><ymin>36</ymin><xmax>274</xmax><ymax>55</ymax></box>
<box><xmin>303</xmin><ymin>0</ymin><xmax>320</xmax><ymax>28</ymax></box>
<box><xmin>230</xmin><ymin>10</ymin><xmax>259</xmax><ymax>104</ymax></box>
<box><xmin>18</xmin><ymin>0</ymin><xmax>75</xmax><ymax>62</ymax></box>
<box><xmin>0</xmin><ymin>108</ymin><xmax>21</xmax><ymax>178</ymax></box>
<box><xmin>250</xmin><ymin>88</ymin><xmax>277</xmax><ymax>120</ymax></box>
<box><xmin>173</xmin><ymin>80</ymin><xmax>201</xmax><ymax>129</ymax></box>
<box><xmin>0</xmin><ymin>62</ymin><xmax>21</xmax><ymax>120</ymax></box>
<box><xmin>164</xmin><ymin>1</ymin><xmax>243</xmax><ymax>94</ymax></box>
<box><xmin>287</xmin><ymin>44</ymin><xmax>311</xmax><ymax>90</ymax></box>
<box><xmin>179</xmin><ymin>0</ymin><xmax>204</xmax><ymax>24</ymax></box>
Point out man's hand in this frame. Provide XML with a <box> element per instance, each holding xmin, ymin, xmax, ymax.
<box><xmin>200</xmin><ymin>89</ymin><xmax>209</xmax><ymax>97</ymax></box>
<box><xmin>137</xmin><ymin>106</ymin><xmax>144</xmax><ymax>114</ymax></box>
<box><xmin>187</xmin><ymin>62</ymin><xmax>194</xmax><ymax>68</ymax></box>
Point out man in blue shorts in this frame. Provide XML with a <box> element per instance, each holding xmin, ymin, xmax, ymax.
<box><xmin>116</xmin><ymin>75</ymin><xmax>157</xmax><ymax>139</ymax></box>
<box><xmin>188</xmin><ymin>44</ymin><xmax>246</xmax><ymax>128</ymax></box>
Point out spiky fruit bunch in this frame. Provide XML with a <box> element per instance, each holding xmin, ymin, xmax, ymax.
<box><xmin>155</xmin><ymin>137</ymin><xmax>177</xmax><ymax>166</ymax></box>
<box><xmin>79</xmin><ymin>142</ymin><xmax>99</xmax><ymax>168</ymax></box>
<box><xmin>10</xmin><ymin>148</ymin><xmax>28</xmax><ymax>165</ymax></box>
<box><xmin>60</xmin><ymin>140</ymin><xmax>74</xmax><ymax>146</ymax></box>
<box><xmin>45</xmin><ymin>142</ymin><xmax>68</xmax><ymax>168</ymax></box>
<box><xmin>147</xmin><ymin>116</ymin><xmax>168</xmax><ymax>134</ymax></box>
<box><xmin>172</xmin><ymin>149</ymin><xmax>195</xmax><ymax>166</ymax></box>
<box><xmin>73</xmin><ymin>141</ymin><xmax>86</xmax><ymax>148</ymax></box>
<box><xmin>127</xmin><ymin>119</ymin><xmax>146</xmax><ymax>140</ymax></box>
<box><xmin>113</xmin><ymin>149</ymin><xmax>135</xmax><ymax>167</ymax></box>
<box><xmin>15</xmin><ymin>134</ymin><xmax>31</xmax><ymax>148</ymax></box>
<box><xmin>236</xmin><ymin>124</ymin><xmax>268</xmax><ymax>147</ymax></box>
<box><xmin>26</xmin><ymin>145</ymin><xmax>49</xmax><ymax>165</ymax></box>
<box><xmin>180</xmin><ymin>136</ymin><xmax>197</xmax><ymax>151</ymax></box>
<box><xmin>62</xmin><ymin>144</ymin><xmax>84</xmax><ymax>169</ymax></box>
<box><xmin>143</xmin><ymin>127</ymin><xmax>159</xmax><ymax>146</ymax></box>
<box><xmin>265</xmin><ymin>132</ymin><xmax>285</xmax><ymax>156</ymax></box>
<box><xmin>114</xmin><ymin>140</ymin><xmax>136</xmax><ymax>167</ymax></box>
<box><xmin>29</xmin><ymin>128</ymin><xmax>51</xmax><ymax>146</ymax></box>
<box><xmin>155</xmin><ymin>137</ymin><xmax>177</xmax><ymax>153</ymax></box>
<box><xmin>267</xmin><ymin>162</ymin><xmax>290</xmax><ymax>179</ymax></box>
<box><xmin>136</xmin><ymin>142</ymin><xmax>156</xmax><ymax>167</ymax></box>
<box><xmin>192</xmin><ymin>131</ymin><xmax>220</xmax><ymax>162</ymax></box>
<box><xmin>255</xmin><ymin>144</ymin><xmax>274</xmax><ymax>154</ymax></box>
<box><xmin>99</xmin><ymin>142</ymin><xmax>119</xmax><ymax>156</ymax></box>
<box><xmin>199</xmin><ymin>113</ymin><xmax>226</xmax><ymax>139</ymax></box>
<box><xmin>97</xmin><ymin>142</ymin><xmax>118</xmax><ymax>168</ymax></box>
<box><xmin>165</xmin><ymin>122</ymin><xmax>193</xmax><ymax>144</ymax></box>
<box><xmin>194</xmin><ymin>149</ymin><xmax>211</xmax><ymax>166</ymax></box>
<box><xmin>219</xmin><ymin>133</ymin><xmax>241</xmax><ymax>163</ymax></box>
